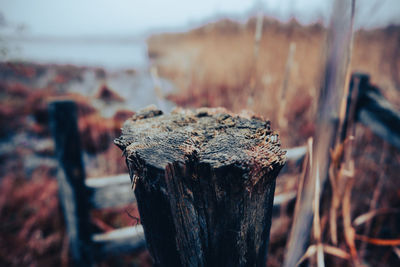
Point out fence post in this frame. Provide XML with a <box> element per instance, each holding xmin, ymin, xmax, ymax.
<box><xmin>115</xmin><ymin>107</ymin><xmax>286</xmax><ymax>267</ymax></box>
<box><xmin>49</xmin><ymin>100</ymin><xmax>93</xmax><ymax>266</ymax></box>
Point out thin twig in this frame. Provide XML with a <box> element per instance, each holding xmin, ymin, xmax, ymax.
<box><xmin>392</xmin><ymin>246</ymin><xmax>400</xmax><ymax>259</ymax></box>
<box><xmin>323</xmin><ymin>245</ymin><xmax>350</xmax><ymax>260</ymax></box>
<box><xmin>329</xmin><ymin>136</ymin><xmax>354</xmax><ymax>245</ymax></box>
<box><xmin>296</xmin><ymin>245</ymin><xmax>317</xmax><ymax>266</ymax></box>
<box><xmin>328</xmin><ymin>164</ymin><xmax>339</xmax><ymax>245</ymax></box>
<box><xmin>342</xmin><ymin>161</ymin><xmax>360</xmax><ymax>265</ymax></box>
<box><xmin>355</xmin><ymin>235</ymin><xmax>400</xmax><ymax>246</ymax></box>
<box><xmin>313</xmin><ymin>163</ymin><xmax>324</xmax><ymax>267</ymax></box>
<box><xmin>247</xmin><ymin>10</ymin><xmax>264</xmax><ymax>107</ymax></box>
<box><xmin>296</xmin><ymin>244</ymin><xmax>351</xmax><ymax>266</ymax></box>
<box><xmin>278</xmin><ymin>42</ymin><xmax>296</xmax><ymax>129</ymax></box>
<box><xmin>353</xmin><ymin>208</ymin><xmax>400</xmax><ymax>227</ymax></box>
<box><xmin>294</xmin><ymin>138</ymin><xmax>313</xmax><ymax>218</ymax></box>
<box><xmin>285</xmin><ymin>138</ymin><xmax>312</xmax><ymax>258</ymax></box>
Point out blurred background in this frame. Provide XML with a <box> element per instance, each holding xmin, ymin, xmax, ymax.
<box><xmin>0</xmin><ymin>0</ymin><xmax>399</xmax><ymax>266</ymax></box>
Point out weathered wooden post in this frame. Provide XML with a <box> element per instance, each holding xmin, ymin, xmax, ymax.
<box><xmin>49</xmin><ymin>100</ymin><xmax>93</xmax><ymax>266</ymax></box>
<box><xmin>115</xmin><ymin>107</ymin><xmax>286</xmax><ymax>267</ymax></box>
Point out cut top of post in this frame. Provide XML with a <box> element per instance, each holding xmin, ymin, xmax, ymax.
<box><xmin>115</xmin><ymin>106</ymin><xmax>286</xmax><ymax>181</ymax></box>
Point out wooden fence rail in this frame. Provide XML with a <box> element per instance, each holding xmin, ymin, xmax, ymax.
<box><xmin>355</xmin><ymin>73</ymin><xmax>400</xmax><ymax>149</ymax></box>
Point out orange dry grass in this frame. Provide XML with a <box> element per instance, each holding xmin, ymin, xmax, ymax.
<box><xmin>0</xmin><ymin>169</ymin><xmax>65</xmax><ymax>266</ymax></box>
<box><xmin>147</xmin><ymin>18</ymin><xmax>400</xmax><ymax>146</ymax></box>
<box><xmin>0</xmin><ymin>70</ymin><xmax>136</xmax><ymax>266</ymax></box>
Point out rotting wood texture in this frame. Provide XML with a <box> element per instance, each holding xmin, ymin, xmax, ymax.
<box><xmin>115</xmin><ymin>106</ymin><xmax>286</xmax><ymax>267</ymax></box>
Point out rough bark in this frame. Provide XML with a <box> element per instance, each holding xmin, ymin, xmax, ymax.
<box><xmin>115</xmin><ymin>106</ymin><xmax>286</xmax><ymax>267</ymax></box>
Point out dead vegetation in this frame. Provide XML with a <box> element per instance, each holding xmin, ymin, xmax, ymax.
<box><xmin>0</xmin><ymin>14</ymin><xmax>399</xmax><ymax>266</ymax></box>
<box><xmin>0</xmin><ymin>63</ymin><xmax>147</xmax><ymax>266</ymax></box>
<box><xmin>147</xmin><ymin>17</ymin><xmax>400</xmax><ymax>266</ymax></box>
<box><xmin>148</xmin><ymin>17</ymin><xmax>400</xmax><ymax>147</ymax></box>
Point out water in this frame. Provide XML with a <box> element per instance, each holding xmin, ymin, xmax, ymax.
<box><xmin>1</xmin><ymin>37</ymin><xmax>176</xmax><ymax>116</ymax></box>
<box><xmin>2</xmin><ymin>39</ymin><xmax>149</xmax><ymax>70</ymax></box>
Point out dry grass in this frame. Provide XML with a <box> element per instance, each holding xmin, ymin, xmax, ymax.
<box><xmin>148</xmin><ymin>17</ymin><xmax>400</xmax><ymax>147</ymax></box>
<box><xmin>147</xmin><ymin>17</ymin><xmax>400</xmax><ymax>266</ymax></box>
<box><xmin>0</xmin><ymin>16</ymin><xmax>399</xmax><ymax>266</ymax></box>
<box><xmin>0</xmin><ymin>63</ymin><xmax>144</xmax><ymax>266</ymax></box>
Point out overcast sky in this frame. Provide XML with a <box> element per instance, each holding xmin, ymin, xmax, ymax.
<box><xmin>0</xmin><ymin>0</ymin><xmax>399</xmax><ymax>37</ymax></box>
